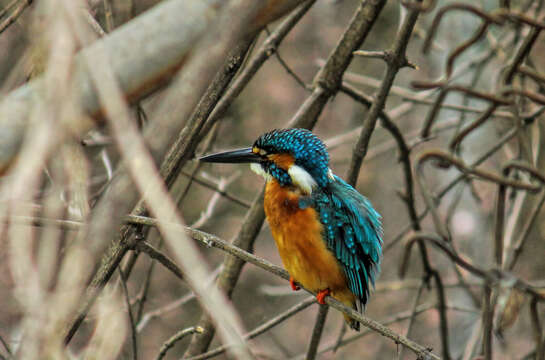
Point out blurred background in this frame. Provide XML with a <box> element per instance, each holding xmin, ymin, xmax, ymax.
<box><xmin>0</xmin><ymin>0</ymin><xmax>544</xmax><ymax>359</ymax></box>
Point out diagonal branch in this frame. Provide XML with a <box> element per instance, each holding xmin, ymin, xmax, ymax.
<box><xmin>346</xmin><ymin>1</ymin><xmax>420</xmax><ymax>186</ymax></box>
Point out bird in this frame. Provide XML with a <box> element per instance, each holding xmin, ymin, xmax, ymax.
<box><xmin>200</xmin><ymin>128</ymin><xmax>382</xmax><ymax>330</ymax></box>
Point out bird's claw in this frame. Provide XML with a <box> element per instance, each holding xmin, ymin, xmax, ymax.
<box><xmin>316</xmin><ymin>289</ymin><xmax>330</xmax><ymax>304</ymax></box>
<box><xmin>289</xmin><ymin>277</ymin><xmax>300</xmax><ymax>291</ymax></box>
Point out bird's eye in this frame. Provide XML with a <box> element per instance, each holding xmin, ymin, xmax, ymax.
<box><xmin>253</xmin><ymin>147</ymin><xmax>268</xmax><ymax>157</ymax></box>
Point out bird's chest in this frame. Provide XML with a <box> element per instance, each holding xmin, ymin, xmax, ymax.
<box><xmin>264</xmin><ymin>180</ymin><xmax>346</xmax><ymax>292</ymax></box>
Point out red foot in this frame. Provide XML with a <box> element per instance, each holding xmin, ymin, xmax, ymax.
<box><xmin>290</xmin><ymin>277</ymin><xmax>300</xmax><ymax>291</ymax></box>
<box><xmin>316</xmin><ymin>289</ymin><xmax>331</xmax><ymax>305</ymax></box>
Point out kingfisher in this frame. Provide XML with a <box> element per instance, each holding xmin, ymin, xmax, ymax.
<box><xmin>200</xmin><ymin>128</ymin><xmax>382</xmax><ymax>330</ymax></box>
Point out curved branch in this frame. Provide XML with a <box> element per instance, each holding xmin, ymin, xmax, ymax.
<box><xmin>400</xmin><ymin>232</ymin><xmax>545</xmax><ymax>301</ymax></box>
<box><xmin>411</xmin><ymin>81</ymin><xmax>511</xmax><ymax>138</ymax></box>
<box><xmin>400</xmin><ymin>232</ymin><xmax>488</xmax><ymax>279</ymax></box>
<box><xmin>422</xmin><ymin>4</ymin><xmax>503</xmax><ymax>54</ymax></box>
<box><xmin>494</xmin><ymin>161</ymin><xmax>545</xmax><ymax>266</ymax></box>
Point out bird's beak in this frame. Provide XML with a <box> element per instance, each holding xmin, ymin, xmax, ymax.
<box><xmin>199</xmin><ymin>147</ymin><xmax>261</xmax><ymax>164</ymax></box>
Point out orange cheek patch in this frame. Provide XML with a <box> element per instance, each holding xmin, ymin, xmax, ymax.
<box><xmin>269</xmin><ymin>153</ymin><xmax>295</xmax><ymax>170</ymax></box>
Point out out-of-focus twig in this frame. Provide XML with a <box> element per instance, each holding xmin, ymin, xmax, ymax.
<box><xmin>494</xmin><ymin>161</ymin><xmax>545</xmax><ymax>267</ymax></box>
<box><xmin>412</xmin><ymin>81</ymin><xmax>511</xmax><ymax>139</ymax></box>
<box><xmin>197</xmin><ymin>0</ymin><xmax>317</xmax><ymax>140</ymax></box>
<box><xmin>118</xmin><ymin>268</ymin><xmax>138</xmax><ymax>360</ymax></box>
<box><xmin>415</xmin><ymin>149</ymin><xmax>541</xmax><ymax>240</ymax></box>
<box><xmin>0</xmin><ymin>0</ymin><xmax>22</xmax><ymax>19</ymax></box>
<box><xmin>290</xmin><ymin>302</ymin><xmax>438</xmax><ymax>360</ymax></box>
<box><xmin>185</xmin><ymin>297</ymin><xmax>316</xmax><ymax>360</ymax></box>
<box><xmin>102</xmin><ymin>0</ymin><xmax>114</xmax><ymax>32</ymax></box>
<box><xmin>305</xmin><ymin>305</ymin><xmax>329</xmax><ymax>360</ymax></box>
<box><xmin>0</xmin><ymin>333</ymin><xmax>11</xmax><ymax>359</ymax></box>
<box><xmin>384</xmin><ymin>126</ymin><xmax>520</xmax><ymax>254</ymax></box>
<box><xmin>482</xmin><ymin>283</ymin><xmax>493</xmax><ymax>360</ymax></box>
<box><xmin>135</xmin><ymin>241</ymin><xmax>184</xmax><ymax>281</ymax></box>
<box><xmin>397</xmin><ymin>280</ymin><xmax>426</xmax><ymax>360</ymax></box>
<box><xmin>181</xmin><ymin>170</ymin><xmax>251</xmax><ymax>208</ymax></box>
<box><xmin>530</xmin><ymin>298</ymin><xmax>544</xmax><ymax>360</ymax></box>
<box><xmin>0</xmin><ymin>0</ymin><xmax>32</xmax><ymax>35</ymax></box>
<box><xmin>401</xmin><ymin>232</ymin><xmax>545</xmax><ymax>300</ymax></box>
<box><xmin>136</xmin><ymin>266</ymin><xmax>222</xmax><ymax>333</ymax></box>
<box><xmin>191</xmin><ymin>172</ymin><xmax>239</xmax><ymax>228</ymax></box>
<box><xmin>503</xmin><ymin>190</ymin><xmax>545</xmax><ymax>271</ymax></box>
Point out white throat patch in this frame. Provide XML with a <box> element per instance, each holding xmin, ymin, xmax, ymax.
<box><xmin>250</xmin><ymin>163</ymin><xmax>271</xmax><ymax>181</ymax></box>
<box><xmin>288</xmin><ymin>165</ymin><xmax>317</xmax><ymax>194</ymax></box>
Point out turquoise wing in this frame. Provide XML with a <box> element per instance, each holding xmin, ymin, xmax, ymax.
<box><xmin>306</xmin><ymin>175</ymin><xmax>383</xmax><ymax>309</ymax></box>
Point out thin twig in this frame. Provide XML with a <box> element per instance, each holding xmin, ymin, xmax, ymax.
<box><xmin>503</xmin><ymin>190</ymin><xmax>545</xmax><ymax>271</ymax></box>
<box><xmin>0</xmin><ymin>333</ymin><xmax>11</xmax><ymax>358</ymax></box>
<box><xmin>482</xmin><ymin>283</ymin><xmax>493</xmax><ymax>360</ymax></box>
<box><xmin>0</xmin><ymin>0</ymin><xmax>21</xmax><ymax>19</ymax></box>
<box><xmin>136</xmin><ymin>266</ymin><xmax>222</xmax><ymax>333</ymax></box>
<box><xmin>397</xmin><ymin>280</ymin><xmax>426</xmax><ymax>360</ymax></box>
<box><xmin>196</xmin><ymin>0</ymin><xmax>317</xmax><ymax>139</ymax></box>
<box><xmin>157</xmin><ymin>327</ymin><xmax>204</xmax><ymax>360</ymax></box>
<box><xmin>102</xmin><ymin>0</ymin><xmax>114</xmax><ymax>32</ymax></box>
<box><xmin>181</xmin><ymin>170</ymin><xmax>251</xmax><ymax>208</ymax></box>
<box><xmin>119</xmin><ymin>267</ymin><xmax>138</xmax><ymax>360</ymax></box>
<box><xmin>305</xmin><ymin>305</ymin><xmax>329</xmax><ymax>360</ymax></box>
<box><xmin>0</xmin><ymin>0</ymin><xmax>32</xmax><ymax>35</ymax></box>
<box><xmin>134</xmin><ymin>243</ymin><xmax>158</xmax><ymax>324</ymax></box>
<box><xmin>262</xmin><ymin>26</ymin><xmax>309</xmax><ymax>91</ymax></box>
<box><xmin>135</xmin><ymin>241</ymin><xmax>184</xmax><ymax>281</ymax></box>
<box><xmin>530</xmin><ymin>298</ymin><xmax>544</xmax><ymax>360</ymax></box>
<box><xmin>290</xmin><ymin>302</ymin><xmax>438</xmax><ymax>359</ymax></box>
<box><xmin>401</xmin><ymin>232</ymin><xmax>545</xmax><ymax>300</ymax></box>
<box><xmin>184</xmin><ymin>297</ymin><xmax>316</xmax><ymax>360</ymax></box>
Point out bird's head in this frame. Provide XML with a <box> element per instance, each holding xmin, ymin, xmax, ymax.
<box><xmin>200</xmin><ymin>128</ymin><xmax>332</xmax><ymax>194</ymax></box>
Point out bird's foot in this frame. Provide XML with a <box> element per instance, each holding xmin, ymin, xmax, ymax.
<box><xmin>316</xmin><ymin>289</ymin><xmax>331</xmax><ymax>305</ymax></box>
<box><xmin>289</xmin><ymin>276</ymin><xmax>300</xmax><ymax>291</ymax></box>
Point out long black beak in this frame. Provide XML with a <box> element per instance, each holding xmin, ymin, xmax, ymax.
<box><xmin>199</xmin><ymin>147</ymin><xmax>261</xmax><ymax>164</ymax></box>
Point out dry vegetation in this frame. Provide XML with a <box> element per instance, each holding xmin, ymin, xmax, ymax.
<box><xmin>0</xmin><ymin>0</ymin><xmax>544</xmax><ymax>359</ymax></box>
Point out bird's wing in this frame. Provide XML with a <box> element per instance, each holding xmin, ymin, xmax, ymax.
<box><xmin>311</xmin><ymin>175</ymin><xmax>383</xmax><ymax>309</ymax></box>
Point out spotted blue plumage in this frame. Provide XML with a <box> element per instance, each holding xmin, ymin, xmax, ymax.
<box><xmin>257</xmin><ymin>128</ymin><xmax>382</xmax><ymax>310</ymax></box>
<box><xmin>254</xmin><ymin>129</ymin><xmax>331</xmax><ymax>187</ymax></box>
<box><xmin>263</xmin><ymin>162</ymin><xmax>291</xmax><ymax>186</ymax></box>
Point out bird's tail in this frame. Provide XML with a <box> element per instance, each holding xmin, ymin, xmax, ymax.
<box><xmin>344</xmin><ymin>312</ymin><xmax>360</xmax><ymax>331</ymax></box>
<box><xmin>334</xmin><ymin>288</ymin><xmax>362</xmax><ymax>331</ymax></box>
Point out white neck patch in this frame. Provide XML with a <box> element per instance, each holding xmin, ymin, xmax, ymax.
<box><xmin>288</xmin><ymin>165</ymin><xmax>317</xmax><ymax>194</ymax></box>
<box><xmin>250</xmin><ymin>163</ymin><xmax>317</xmax><ymax>195</ymax></box>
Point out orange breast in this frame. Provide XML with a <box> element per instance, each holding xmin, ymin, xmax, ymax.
<box><xmin>264</xmin><ymin>180</ymin><xmax>353</xmax><ymax>303</ymax></box>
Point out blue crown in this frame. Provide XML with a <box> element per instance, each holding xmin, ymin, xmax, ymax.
<box><xmin>254</xmin><ymin>129</ymin><xmax>331</xmax><ymax>188</ymax></box>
